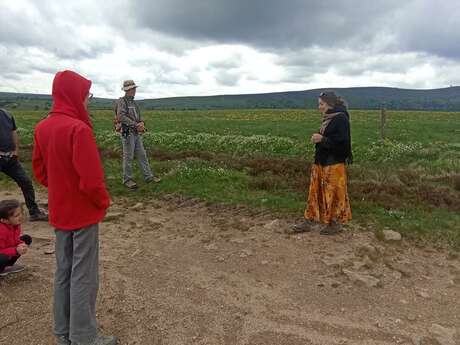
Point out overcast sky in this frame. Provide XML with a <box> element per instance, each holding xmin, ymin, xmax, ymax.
<box><xmin>1</xmin><ymin>0</ymin><xmax>459</xmax><ymax>99</ymax></box>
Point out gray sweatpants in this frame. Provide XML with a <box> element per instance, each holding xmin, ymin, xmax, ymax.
<box><xmin>53</xmin><ymin>224</ymin><xmax>99</xmax><ymax>343</ymax></box>
<box><xmin>122</xmin><ymin>132</ymin><xmax>153</xmax><ymax>184</ymax></box>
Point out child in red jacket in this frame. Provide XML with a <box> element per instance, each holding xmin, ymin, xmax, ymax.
<box><xmin>0</xmin><ymin>199</ymin><xmax>32</xmax><ymax>277</ymax></box>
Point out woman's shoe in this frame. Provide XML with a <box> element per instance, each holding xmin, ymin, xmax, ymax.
<box><xmin>290</xmin><ymin>220</ymin><xmax>315</xmax><ymax>233</ymax></box>
<box><xmin>320</xmin><ymin>222</ymin><xmax>343</xmax><ymax>235</ymax></box>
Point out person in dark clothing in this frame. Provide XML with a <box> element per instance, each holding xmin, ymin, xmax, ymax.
<box><xmin>292</xmin><ymin>91</ymin><xmax>352</xmax><ymax>235</ymax></box>
<box><xmin>0</xmin><ymin>109</ymin><xmax>47</xmax><ymax>221</ymax></box>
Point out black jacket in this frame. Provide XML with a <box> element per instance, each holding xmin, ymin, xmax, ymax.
<box><xmin>0</xmin><ymin>109</ymin><xmax>16</xmax><ymax>152</ymax></box>
<box><xmin>314</xmin><ymin>107</ymin><xmax>352</xmax><ymax>166</ymax></box>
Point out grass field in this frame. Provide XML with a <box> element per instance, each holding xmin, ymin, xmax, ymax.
<box><xmin>2</xmin><ymin>108</ymin><xmax>460</xmax><ymax>248</ymax></box>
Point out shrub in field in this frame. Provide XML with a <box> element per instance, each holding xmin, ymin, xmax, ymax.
<box><xmin>16</xmin><ymin>127</ymin><xmax>33</xmax><ymax>144</ymax></box>
<box><xmin>14</xmin><ymin>127</ymin><xmax>459</xmax><ymax>172</ymax></box>
<box><xmin>172</xmin><ymin>160</ymin><xmax>231</xmax><ymax>179</ymax></box>
<box><xmin>354</xmin><ymin>139</ymin><xmax>423</xmax><ymax>162</ymax></box>
<box><xmin>96</xmin><ymin>130</ymin><xmax>312</xmax><ymax>157</ymax></box>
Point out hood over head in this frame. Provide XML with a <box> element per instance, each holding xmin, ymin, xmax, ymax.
<box><xmin>50</xmin><ymin>70</ymin><xmax>92</xmax><ymax>127</ymax></box>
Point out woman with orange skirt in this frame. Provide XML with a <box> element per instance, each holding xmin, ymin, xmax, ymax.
<box><xmin>293</xmin><ymin>91</ymin><xmax>352</xmax><ymax>235</ymax></box>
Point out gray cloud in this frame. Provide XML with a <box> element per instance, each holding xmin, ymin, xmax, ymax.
<box><xmin>125</xmin><ymin>0</ymin><xmax>460</xmax><ymax>61</ymax></box>
<box><xmin>209</xmin><ymin>57</ymin><xmax>243</xmax><ymax>70</ymax></box>
<box><xmin>392</xmin><ymin>2</ymin><xmax>460</xmax><ymax>60</ymax></box>
<box><xmin>0</xmin><ymin>47</ymin><xmax>52</xmax><ymax>75</ymax></box>
<box><xmin>154</xmin><ymin>70</ymin><xmax>202</xmax><ymax>85</ymax></box>
<box><xmin>280</xmin><ymin>48</ymin><xmax>428</xmax><ymax>80</ymax></box>
<box><xmin>129</xmin><ymin>1</ymin><xmax>398</xmax><ymax>48</ymax></box>
<box><xmin>1</xmin><ymin>0</ymin><xmax>460</xmax><ymax>97</ymax></box>
<box><xmin>0</xmin><ymin>2</ymin><xmax>115</xmax><ymax>60</ymax></box>
<box><xmin>214</xmin><ymin>70</ymin><xmax>241</xmax><ymax>86</ymax></box>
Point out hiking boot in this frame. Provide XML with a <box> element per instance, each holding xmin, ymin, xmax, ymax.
<box><xmin>56</xmin><ymin>335</ymin><xmax>71</xmax><ymax>345</ymax></box>
<box><xmin>1</xmin><ymin>264</ymin><xmax>25</xmax><ymax>275</ymax></box>
<box><xmin>29</xmin><ymin>209</ymin><xmax>48</xmax><ymax>222</ymax></box>
<box><xmin>320</xmin><ymin>222</ymin><xmax>343</xmax><ymax>235</ymax></box>
<box><xmin>146</xmin><ymin>176</ymin><xmax>161</xmax><ymax>183</ymax></box>
<box><xmin>290</xmin><ymin>220</ymin><xmax>315</xmax><ymax>233</ymax></box>
<box><xmin>124</xmin><ymin>180</ymin><xmax>138</xmax><ymax>189</ymax></box>
<box><xmin>71</xmin><ymin>334</ymin><xmax>117</xmax><ymax>345</ymax></box>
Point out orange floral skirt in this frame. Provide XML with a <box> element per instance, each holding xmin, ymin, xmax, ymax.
<box><xmin>304</xmin><ymin>163</ymin><xmax>352</xmax><ymax>224</ymax></box>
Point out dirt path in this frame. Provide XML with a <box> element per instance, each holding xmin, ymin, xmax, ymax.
<box><xmin>0</xmin><ymin>190</ymin><xmax>459</xmax><ymax>345</ymax></box>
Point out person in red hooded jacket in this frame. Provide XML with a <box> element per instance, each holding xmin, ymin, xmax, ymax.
<box><xmin>32</xmin><ymin>71</ymin><xmax>117</xmax><ymax>345</ymax></box>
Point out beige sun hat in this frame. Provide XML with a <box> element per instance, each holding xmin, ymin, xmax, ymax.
<box><xmin>121</xmin><ymin>80</ymin><xmax>138</xmax><ymax>91</ymax></box>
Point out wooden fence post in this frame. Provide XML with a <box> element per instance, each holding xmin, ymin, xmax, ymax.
<box><xmin>380</xmin><ymin>102</ymin><xmax>386</xmax><ymax>140</ymax></box>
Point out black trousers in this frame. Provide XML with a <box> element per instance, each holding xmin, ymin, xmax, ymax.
<box><xmin>0</xmin><ymin>254</ymin><xmax>19</xmax><ymax>272</ymax></box>
<box><xmin>0</xmin><ymin>156</ymin><xmax>39</xmax><ymax>214</ymax></box>
<box><xmin>0</xmin><ymin>234</ymin><xmax>32</xmax><ymax>272</ymax></box>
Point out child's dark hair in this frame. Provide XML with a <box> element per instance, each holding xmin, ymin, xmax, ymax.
<box><xmin>0</xmin><ymin>199</ymin><xmax>21</xmax><ymax>219</ymax></box>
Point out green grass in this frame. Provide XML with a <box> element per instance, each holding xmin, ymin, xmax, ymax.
<box><xmin>352</xmin><ymin>201</ymin><xmax>460</xmax><ymax>249</ymax></box>
<box><xmin>3</xmin><ymin>108</ymin><xmax>460</xmax><ymax>249</ymax></box>
<box><xmin>102</xmin><ymin>158</ymin><xmax>305</xmax><ymax>210</ymax></box>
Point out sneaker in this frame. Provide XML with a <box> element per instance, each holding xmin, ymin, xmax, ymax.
<box><xmin>29</xmin><ymin>209</ymin><xmax>48</xmax><ymax>222</ymax></box>
<box><xmin>123</xmin><ymin>180</ymin><xmax>138</xmax><ymax>189</ymax></box>
<box><xmin>0</xmin><ymin>270</ymin><xmax>9</xmax><ymax>277</ymax></box>
<box><xmin>146</xmin><ymin>176</ymin><xmax>161</xmax><ymax>183</ymax></box>
<box><xmin>56</xmin><ymin>335</ymin><xmax>71</xmax><ymax>345</ymax></box>
<box><xmin>2</xmin><ymin>264</ymin><xmax>25</xmax><ymax>274</ymax></box>
<box><xmin>320</xmin><ymin>222</ymin><xmax>343</xmax><ymax>235</ymax></box>
<box><xmin>290</xmin><ymin>220</ymin><xmax>315</xmax><ymax>233</ymax></box>
<box><xmin>71</xmin><ymin>334</ymin><xmax>117</xmax><ymax>345</ymax></box>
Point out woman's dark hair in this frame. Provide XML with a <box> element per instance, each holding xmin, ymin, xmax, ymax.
<box><xmin>319</xmin><ymin>91</ymin><xmax>348</xmax><ymax>108</ymax></box>
<box><xmin>0</xmin><ymin>199</ymin><xmax>21</xmax><ymax>219</ymax></box>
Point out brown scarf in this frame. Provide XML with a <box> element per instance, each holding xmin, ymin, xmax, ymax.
<box><xmin>319</xmin><ymin>112</ymin><xmax>341</xmax><ymax>135</ymax></box>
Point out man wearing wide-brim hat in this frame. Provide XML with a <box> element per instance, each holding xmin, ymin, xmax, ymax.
<box><xmin>116</xmin><ymin>80</ymin><xmax>161</xmax><ymax>189</ymax></box>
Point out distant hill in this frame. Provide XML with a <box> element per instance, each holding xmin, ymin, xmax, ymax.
<box><xmin>0</xmin><ymin>92</ymin><xmax>113</xmax><ymax>111</ymax></box>
<box><xmin>1</xmin><ymin>86</ymin><xmax>460</xmax><ymax>111</ymax></box>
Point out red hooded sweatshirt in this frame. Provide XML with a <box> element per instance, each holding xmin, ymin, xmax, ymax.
<box><xmin>0</xmin><ymin>223</ymin><xmax>23</xmax><ymax>258</ymax></box>
<box><xmin>32</xmin><ymin>70</ymin><xmax>110</xmax><ymax>230</ymax></box>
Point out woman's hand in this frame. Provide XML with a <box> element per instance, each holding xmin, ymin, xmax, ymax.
<box><xmin>311</xmin><ymin>133</ymin><xmax>324</xmax><ymax>144</ymax></box>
